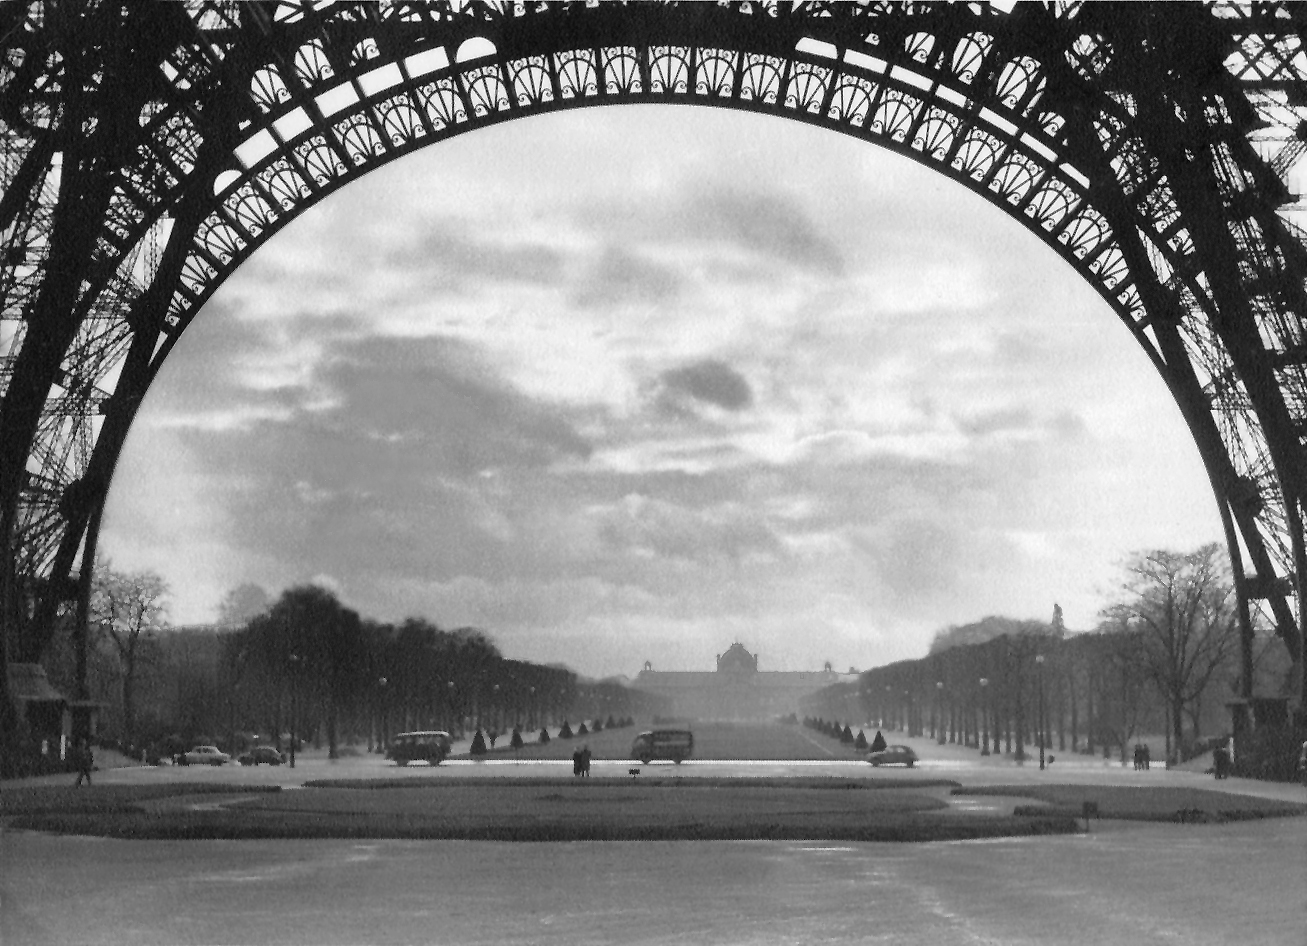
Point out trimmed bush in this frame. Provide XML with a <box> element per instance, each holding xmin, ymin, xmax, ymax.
<box><xmin>841</xmin><ymin>725</ymin><xmax>854</xmax><ymax>744</ymax></box>
<box><xmin>510</xmin><ymin>728</ymin><xmax>523</xmax><ymax>749</ymax></box>
<box><xmin>470</xmin><ymin>730</ymin><xmax>487</xmax><ymax>755</ymax></box>
<box><xmin>577</xmin><ymin>722</ymin><xmax>589</xmax><ymax>736</ymax></box>
<box><xmin>538</xmin><ymin>728</ymin><xmax>550</xmax><ymax>744</ymax></box>
<box><xmin>855</xmin><ymin>730</ymin><xmax>868</xmax><ymax>750</ymax></box>
<box><xmin>559</xmin><ymin>721</ymin><xmax>573</xmax><ymax>739</ymax></box>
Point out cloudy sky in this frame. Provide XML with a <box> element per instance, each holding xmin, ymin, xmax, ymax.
<box><xmin>99</xmin><ymin>105</ymin><xmax>1224</xmax><ymax>679</ymax></box>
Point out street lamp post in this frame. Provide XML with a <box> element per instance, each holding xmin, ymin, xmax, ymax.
<box><xmin>529</xmin><ymin>686</ymin><xmax>536</xmax><ymax>730</ymax></box>
<box><xmin>979</xmin><ymin>678</ymin><xmax>990</xmax><ymax>755</ymax></box>
<box><xmin>377</xmin><ymin>676</ymin><xmax>388</xmax><ymax>753</ymax></box>
<box><xmin>445</xmin><ymin>680</ymin><xmax>455</xmax><ymax>735</ymax></box>
<box><xmin>288</xmin><ymin>653</ymin><xmax>302</xmax><ymax>769</ymax></box>
<box><xmin>935</xmin><ymin>682</ymin><xmax>945</xmax><ymax>745</ymax></box>
<box><xmin>1035</xmin><ymin>654</ymin><xmax>1046</xmax><ymax>771</ymax></box>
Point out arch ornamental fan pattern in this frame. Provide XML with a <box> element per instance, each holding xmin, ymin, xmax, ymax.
<box><xmin>2</xmin><ymin>1</ymin><xmax>1307</xmax><ymax>714</ymax></box>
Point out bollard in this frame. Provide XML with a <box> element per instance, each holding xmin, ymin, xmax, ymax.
<box><xmin>1082</xmin><ymin>800</ymin><xmax>1099</xmax><ymax>832</ymax></box>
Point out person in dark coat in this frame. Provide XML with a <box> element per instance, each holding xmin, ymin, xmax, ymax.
<box><xmin>572</xmin><ymin>747</ymin><xmax>582</xmax><ymax>777</ymax></box>
<box><xmin>74</xmin><ymin>739</ymin><xmax>93</xmax><ymax>787</ymax></box>
<box><xmin>580</xmin><ymin>745</ymin><xmax>591</xmax><ymax>777</ymax></box>
<box><xmin>1213</xmin><ymin>746</ymin><xmax>1230</xmax><ymax>779</ymax></box>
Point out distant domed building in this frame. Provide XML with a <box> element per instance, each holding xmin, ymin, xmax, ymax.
<box><xmin>634</xmin><ymin>644</ymin><xmax>856</xmax><ymax>721</ymax></box>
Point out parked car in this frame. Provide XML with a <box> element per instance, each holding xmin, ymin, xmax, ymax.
<box><xmin>182</xmin><ymin>745</ymin><xmax>233</xmax><ymax>766</ymax></box>
<box><xmin>867</xmin><ymin>744</ymin><xmax>918</xmax><ymax>767</ymax></box>
<box><xmin>238</xmin><ymin>745</ymin><xmax>285</xmax><ymax>766</ymax></box>
<box><xmin>386</xmin><ymin>731</ymin><xmax>452</xmax><ymax>766</ymax></box>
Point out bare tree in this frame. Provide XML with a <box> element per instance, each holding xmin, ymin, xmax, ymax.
<box><xmin>1090</xmin><ymin>620</ymin><xmax>1153</xmax><ymax>764</ymax></box>
<box><xmin>1104</xmin><ymin>545</ymin><xmax>1240</xmax><ymax>763</ymax></box>
<box><xmin>91</xmin><ymin>561</ymin><xmax>169</xmax><ymax>748</ymax></box>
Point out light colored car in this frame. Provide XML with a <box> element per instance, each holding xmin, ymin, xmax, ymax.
<box><xmin>867</xmin><ymin>744</ymin><xmax>918</xmax><ymax>767</ymax></box>
<box><xmin>183</xmin><ymin>745</ymin><xmax>233</xmax><ymax>765</ymax></box>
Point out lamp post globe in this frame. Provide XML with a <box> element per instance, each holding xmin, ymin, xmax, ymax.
<box><xmin>935</xmin><ymin>681</ymin><xmax>945</xmax><ymax>745</ymax></box>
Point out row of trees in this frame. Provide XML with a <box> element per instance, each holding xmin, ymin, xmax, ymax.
<box><xmin>803</xmin><ymin>546</ymin><xmax>1293</xmax><ymax>767</ymax></box>
<box><xmin>41</xmin><ymin>570</ymin><xmax>663</xmax><ymax>761</ymax></box>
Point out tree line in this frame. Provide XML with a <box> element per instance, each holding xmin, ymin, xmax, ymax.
<box><xmin>801</xmin><ymin>545</ymin><xmax>1295</xmax><ymax>770</ymax></box>
<box><xmin>40</xmin><ymin>571</ymin><xmax>663</xmax><ymax>763</ymax></box>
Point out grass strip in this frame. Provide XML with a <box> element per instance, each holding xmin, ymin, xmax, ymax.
<box><xmin>7</xmin><ymin>809</ymin><xmax>1077</xmax><ymax>842</ymax></box>
<box><xmin>303</xmin><ymin>775</ymin><xmax>960</xmax><ymax>791</ymax></box>
<box><xmin>952</xmin><ymin>783</ymin><xmax>1307</xmax><ymax>822</ymax></box>
<box><xmin>0</xmin><ymin>782</ymin><xmax>280</xmax><ymax>816</ymax></box>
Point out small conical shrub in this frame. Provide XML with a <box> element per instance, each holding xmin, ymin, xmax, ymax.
<box><xmin>870</xmin><ymin>729</ymin><xmax>888</xmax><ymax>753</ymax></box>
<box><xmin>539</xmin><ymin>728</ymin><xmax>550</xmax><ymax>744</ymax></box>
<box><xmin>470</xmin><ymin>729</ymin><xmax>487</xmax><ymax>755</ymax></box>
<box><xmin>510</xmin><ymin>727</ymin><xmax>523</xmax><ymax>749</ymax></box>
<box><xmin>559</xmin><ymin>720</ymin><xmax>573</xmax><ymax>739</ymax></box>
<box><xmin>841</xmin><ymin>725</ymin><xmax>854</xmax><ymax>744</ymax></box>
<box><xmin>591</xmin><ymin>718</ymin><xmax>603</xmax><ymax>733</ymax></box>
<box><xmin>855</xmin><ymin>730</ymin><xmax>868</xmax><ymax>750</ymax></box>
<box><xmin>577</xmin><ymin>722</ymin><xmax>589</xmax><ymax>736</ymax></box>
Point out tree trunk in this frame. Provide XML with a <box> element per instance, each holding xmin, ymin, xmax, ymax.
<box><xmin>121</xmin><ymin>668</ymin><xmax>136</xmax><ymax>749</ymax></box>
<box><xmin>1171</xmin><ymin>694</ymin><xmax>1185</xmax><ymax>766</ymax></box>
<box><xmin>326</xmin><ymin>700</ymin><xmax>338</xmax><ymax>760</ymax></box>
<box><xmin>1070</xmin><ymin>684</ymin><xmax>1080</xmax><ymax>753</ymax></box>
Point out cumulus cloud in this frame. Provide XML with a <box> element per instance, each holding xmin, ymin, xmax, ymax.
<box><xmin>683</xmin><ymin>185</ymin><xmax>845</xmax><ymax>275</ymax></box>
<box><xmin>654</xmin><ymin>358</ymin><xmax>753</xmax><ymax>415</ymax></box>
<box><xmin>390</xmin><ymin>221</ymin><xmax>568</xmax><ymax>294</ymax></box>
<box><xmin>572</xmin><ymin>245</ymin><xmax>682</xmax><ymax>308</ymax></box>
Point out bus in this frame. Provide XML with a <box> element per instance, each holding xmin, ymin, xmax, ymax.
<box><xmin>630</xmin><ymin>729</ymin><xmax>694</xmax><ymax>764</ymax></box>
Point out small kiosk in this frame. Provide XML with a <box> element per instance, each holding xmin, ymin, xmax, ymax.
<box><xmin>7</xmin><ymin>663</ymin><xmax>103</xmax><ymax>767</ymax></box>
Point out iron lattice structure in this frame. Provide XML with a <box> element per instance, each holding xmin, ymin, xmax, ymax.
<box><xmin>3</xmin><ymin>1</ymin><xmax>1307</xmax><ymax>708</ymax></box>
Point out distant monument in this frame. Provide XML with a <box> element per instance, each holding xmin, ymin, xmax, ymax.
<box><xmin>634</xmin><ymin>643</ymin><xmax>855</xmax><ymax>720</ymax></box>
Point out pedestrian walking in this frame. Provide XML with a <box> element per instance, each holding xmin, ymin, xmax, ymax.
<box><xmin>74</xmin><ymin>739</ymin><xmax>93</xmax><ymax>787</ymax></box>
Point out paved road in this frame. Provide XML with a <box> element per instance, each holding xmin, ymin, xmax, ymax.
<box><xmin>3</xmin><ymin>816</ymin><xmax>1304</xmax><ymax>946</ymax></box>
<box><xmin>21</xmin><ymin>729</ymin><xmax>1303</xmax><ymax>805</ymax></box>
<box><xmin>5</xmin><ymin>731</ymin><xmax>1303</xmax><ymax>945</ymax></box>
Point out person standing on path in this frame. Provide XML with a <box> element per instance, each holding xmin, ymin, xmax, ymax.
<box><xmin>74</xmin><ymin>739</ymin><xmax>93</xmax><ymax>787</ymax></box>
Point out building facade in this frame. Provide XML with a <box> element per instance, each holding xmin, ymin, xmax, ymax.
<box><xmin>633</xmin><ymin>644</ymin><xmax>858</xmax><ymax>721</ymax></box>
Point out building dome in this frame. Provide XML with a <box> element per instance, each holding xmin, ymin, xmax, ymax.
<box><xmin>716</xmin><ymin>642</ymin><xmax>758</xmax><ymax>673</ymax></box>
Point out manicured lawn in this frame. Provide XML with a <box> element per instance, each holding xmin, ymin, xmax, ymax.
<box><xmin>954</xmin><ymin>783</ymin><xmax>1307</xmax><ymax>822</ymax></box>
<box><xmin>0</xmin><ymin>782</ymin><xmax>278</xmax><ymax>815</ymax></box>
<box><xmin>5</xmin><ymin>776</ymin><xmax>1079</xmax><ymax>841</ymax></box>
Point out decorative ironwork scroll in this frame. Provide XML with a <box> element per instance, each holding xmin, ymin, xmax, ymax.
<box><xmin>3</xmin><ymin>1</ymin><xmax>1307</xmax><ymax>710</ymax></box>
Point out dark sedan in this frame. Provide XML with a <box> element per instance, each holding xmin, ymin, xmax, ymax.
<box><xmin>238</xmin><ymin>745</ymin><xmax>285</xmax><ymax>766</ymax></box>
<box><xmin>867</xmin><ymin>744</ymin><xmax>918</xmax><ymax>767</ymax></box>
